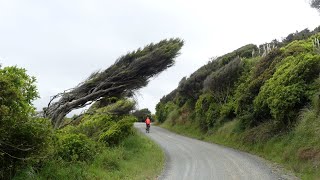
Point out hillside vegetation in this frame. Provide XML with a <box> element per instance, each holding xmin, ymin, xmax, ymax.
<box><xmin>0</xmin><ymin>38</ymin><xmax>184</xmax><ymax>179</ymax></box>
<box><xmin>156</xmin><ymin>27</ymin><xmax>320</xmax><ymax>179</ymax></box>
<box><xmin>0</xmin><ymin>70</ymin><xmax>164</xmax><ymax>180</ymax></box>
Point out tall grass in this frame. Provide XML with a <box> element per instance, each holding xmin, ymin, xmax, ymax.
<box><xmin>14</xmin><ymin>130</ymin><xmax>164</xmax><ymax>180</ymax></box>
<box><xmin>161</xmin><ymin>108</ymin><xmax>320</xmax><ymax>179</ymax></box>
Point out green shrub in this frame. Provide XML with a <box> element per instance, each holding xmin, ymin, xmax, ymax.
<box><xmin>234</xmin><ymin>49</ymin><xmax>283</xmax><ymax>120</ymax></box>
<box><xmin>195</xmin><ymin>94</ymin><xmax>218</xmax><ymax>130</ymax></box>
<box><xmin>254</xmin><ymin>53</ymin><xmax>320</xmax><ymax>128</ymax></box>
<box><xmin>203</xmin><ymin>57</ymin><xmax>244</xmax><ymax>102</ymax></box>
<box><xmin>56</xmin><ymin>133</ymin><xmax>97</xmax><ymax>162</ymax></box>
<box><xmin>99</xmin><ymin>116</ymin><xmax>136</xmax><ymax>146</ymax></box>
<box><xmin>103</xmin><ymin>99</ymin><xmax>135</xmax><ymax>115</ymax></box>
<box><xmin>219</xmin><ymin>101</ymin><xmax>236</xmax><ymax>121</ymax></box>
<box><xmin>155</xmin><ymin>101</ymin><xmax>177</xmax><ymax>123</ymax></box>
<box><xmin>205</xmin><ymin>102</ymin><xmax>220</xmax><ymax>127</ymax></box>
<box><xmin>281</xmin><ymin>40</ymin><xmax>313</xmax><ymax>57</ymax></box>
<box><xmin>0</xmin><ymin>66</ymin><xmax>53</xmax><ymax>179</ymax></box>
<box><xmin>166</xmin><ymin>108</ymin><xmax>180</xmax><ymax>125</ymax></box>
<box><xmin>77</xmin><ymin>114</ymin><xmax>114</xmax><ymax>139</ymax></box>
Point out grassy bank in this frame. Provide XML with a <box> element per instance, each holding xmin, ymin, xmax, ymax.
<box><xmin>160</xmin><ymin>110</ymin><xmax>320</xmax><ymax>179</ymax></box>
<box><xmin>14</xmin><ymin>130</ymin><xmax>164</xmax><ymax>180</ymax></box>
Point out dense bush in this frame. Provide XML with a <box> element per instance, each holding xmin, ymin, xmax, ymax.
<box><xmin>234</xmin><ymin>49</ymin><xmax>283</xmax><ymax>119</ymax></box>
<box><xmin>56</xmin><ymin>133</ymin><xmax>97</xmax><ymax>162</ymax></box>
<box><xmin>103</xmin><ymin>98</ymin><xmax>136</xmax><ymax>115</ymax></box>
<box><xmin>155</xmin><ymin>101</ymin><xmax>177</xmax><ymax>123</ymax></box>
<box><xmin>159</xmin><ymin>89</ymin><xmax>178</xmax><ymax>104</ymax></box>
<box><xmin>76</xmin><ymin>114</ymin><xmax>114</xmax><ymax>139</ymax></box>
<box><xmin>219</xmin><ymin>101</ymin><xmax>236</xmax><ymax>121</ymax></box>
<box><xmin>157</xmin><ymin>31</ymin><xmax>320</xmax><ymax>138</ymax></box>
<box><xmin>0</xmin><ymin>66</ymin><xmax>53</xmax><ymax>179</ymax></box>
<box><xmin>254</xmin><ymin>53</ymin><xmax>320</xmax><ymax>128</ymax></box>
<box><xmin>99</xmin><ymin>116</ymin><xmax>136</xmax><ymax>146</ymax></box>
<box><xmin>195</xmin><ymin>94</ymin><xmax>217</xmax><ymax>130</ymax></box>
<box><xmin>204</xmin><ymin>57</ymin><xmax>244</xmax><ymax>103</ymax></box>
<box><xmin>175</xmin><ymin>44</ymin><xmax>257</xmax><ymax>105</ymax></box>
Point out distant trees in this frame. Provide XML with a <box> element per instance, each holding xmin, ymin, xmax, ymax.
<box><xmin>132</xmin><ymin>108</ymin><xmax>151</xmax><ymax>122</ymax></box>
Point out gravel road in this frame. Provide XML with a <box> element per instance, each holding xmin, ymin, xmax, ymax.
<box><xmin>134</xmin><ymin>123</ymin><xmax>296</xmax><ymax>180</ymax></box>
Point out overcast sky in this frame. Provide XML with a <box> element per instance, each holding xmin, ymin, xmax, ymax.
<box><xmin>0</xmin><ymin>0</ymin><xmax>319</xmax><ymax>115</ymax></box>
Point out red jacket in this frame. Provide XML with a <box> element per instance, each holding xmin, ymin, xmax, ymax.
<box><xmin>145</xmin><ymin>118</ymin><xmax>151</xmax><ymax>125</ymax></box>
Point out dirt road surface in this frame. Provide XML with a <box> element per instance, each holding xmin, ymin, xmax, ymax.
<box><xmin>134</xmin><ymin>123</ymin><xmax>296</xmax><ymax>180</ymax></box>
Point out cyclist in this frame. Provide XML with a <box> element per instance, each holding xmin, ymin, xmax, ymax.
<box><xmin>145</xmin><ymin>116</ymin><xmax>151</xmax><ymax>133</ymax></box>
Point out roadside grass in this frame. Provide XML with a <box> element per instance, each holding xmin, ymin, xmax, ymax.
<box><xmin>161</xmin><ymin>119</ymin><xmax>203</xmax><ymax>140</ymax></box>
<box><xmin>160</xmin><ymin>109</ymin><xmax>320</xmax><ymax>179</ymax></box>
<box><xmin>14</xmin><ymin>130</ymin><xmax>164</xmax><ymax>180</ymax></box>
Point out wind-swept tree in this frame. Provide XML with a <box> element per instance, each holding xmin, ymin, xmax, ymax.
<box><xmin>310</xmin><ymin>0</ymin><xmax>320</xmax><ymax>11</ymax></box>
<box><xmin>45</xmin><ymin>38</ymin><xmax>183</xmax><ymax>128</ymax></box>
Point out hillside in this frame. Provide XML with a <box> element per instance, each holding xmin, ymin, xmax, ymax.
<box><xmin>0</xmin><ymin>39</ymin><xmax>183</xmax><ymax>179</ymax></box>
<box><xmin>156</xmin><ymin>26</ymin><xmax>320</xmax><ymax>179</ymax></box>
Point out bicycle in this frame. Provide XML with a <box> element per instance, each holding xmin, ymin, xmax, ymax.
<box><xmin>146</xmin><ymin>124</ymin><xmax>150</xmax><ymax>133</ymax></box>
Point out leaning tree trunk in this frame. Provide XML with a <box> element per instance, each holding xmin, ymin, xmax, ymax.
<box><xmin>45</xmin><ymin>38</ymin><xmax>183</xmax><ymax>129</ymax></box>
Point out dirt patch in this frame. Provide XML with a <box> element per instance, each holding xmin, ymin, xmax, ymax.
<box><xmin>298</xmin><ymin>148</ymin><xmax>320</xmax><ymax>161</ymax></box>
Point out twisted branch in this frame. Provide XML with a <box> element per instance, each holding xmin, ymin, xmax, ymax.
<box><xmin>45</xmin><ymin>38</ymin><xmax>184</xmax><ymax>128</ymax></box>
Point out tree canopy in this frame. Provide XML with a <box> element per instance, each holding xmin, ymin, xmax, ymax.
<box><xmin>45</xmin><ymin>38</ymin><xmax>183</xmax><ymax>128</ymax></box>
<box><xmin>310</xmin><ymin>0</ymin><xmax>320</xmax><ymax>11</ymax></box>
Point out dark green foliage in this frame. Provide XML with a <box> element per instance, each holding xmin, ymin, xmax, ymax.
<box><xmin>218</xmin><ymin>44</ymin><xmax>257</xmax><ymax>66</ymax></box>
<box><xmin>175</xmin><ymin>44</ymin><xmax>257</xmax><ymax>106</ymax></box>
<box><xmin>103</xmin><ymin>99</ymin><xmax>135</xmax><ymax>115</ymax></box>
<box><xmin>159</xmin><ymin>89</ymin><xmax>178</xmax><ymax>104</ymax></box>
<box><xmin>282</xmin><ymin>40</ymin><xmax>314</xmax><ymax>57</ymax></box>
<box><xmin>234</xmin><ymin>49</ymin><xmax>283</xmax><ymax>122</ymax></box>
<box><xmin>281</xmin><ymin>27</ymin><xmax>320</xmax><ymax>45</ymax></box>
<box><xmin>99</xmin><ymin>116</ymin><xmax>136</xmax><ymax>146</ymax></box>
<box><xmin>0</xmin><ymin>66</ymin><xmax>52</xmax><ymax>179</ymax></box>
<box><xmin>157</xmin><ymin>30</ymin><xmax>320</xmax><ymax>138</ymax></box>
<box><xmin>203</xmin><ymin>57</ymin><xmax>244</xmax><ymax>103</ymax></box>
<box><xmin>3</xmin><ymin>38</ymin><xmax>182</xmax><ymax>178</ymax></box>
<box><xmin>219</xmin><ymin>101</ymin><xmax>236</xmax><ymax>121</ymax></box>
<box><xmin>254</xmin><ymin>53</ymin><xmax>320</xmax><ymax>128</ymax></box>
<box><xmin>235</xmin><ymin>37</ymin><xmax>319</xmax><ymax>128</ymax></box>
<box><xmin>195</xmin><ymin>94</ymin><xmax>218</xmax><ymax>130</ymax></box>
<box><xmin>89</xmin><ymin>97</ymin><xmax>119</xmax><ymax>110</ymax></box>
<box><xmin>0</xmin><ymin>66</ymin><xmax>38</xmax><ymax>117</ymax></box>
<box><xmin>155</xmin><ymin>30</ymin><xmax>320</xmax><ymax>179</ymax></box>
<box><xmin>253</xmin><ymin>49</ymin><xmax>283</xmax><ymax>78</ymax></box>
<box><xmin>155</xmin><ymin>101</ymin><xmax>177</xmax><ymax>123</ymax></box>
<box><xmin>132</xmin><ymin>108</ymin><xmax>151</xmax><ymax>122</ymax></box>
<box><xmin>76</xmin><ymin>114</ymin><xmax>114</xmax><ymax>139</ymax></box>
<box><xmin>314</xmin><ymin>25</ymin><xmax>320</xmax><ymax>34</ymax></box>
<box><xmin>56</xmin><ymin>133</ymin><xmax>97</xmax><ymax>162</ymax></box>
